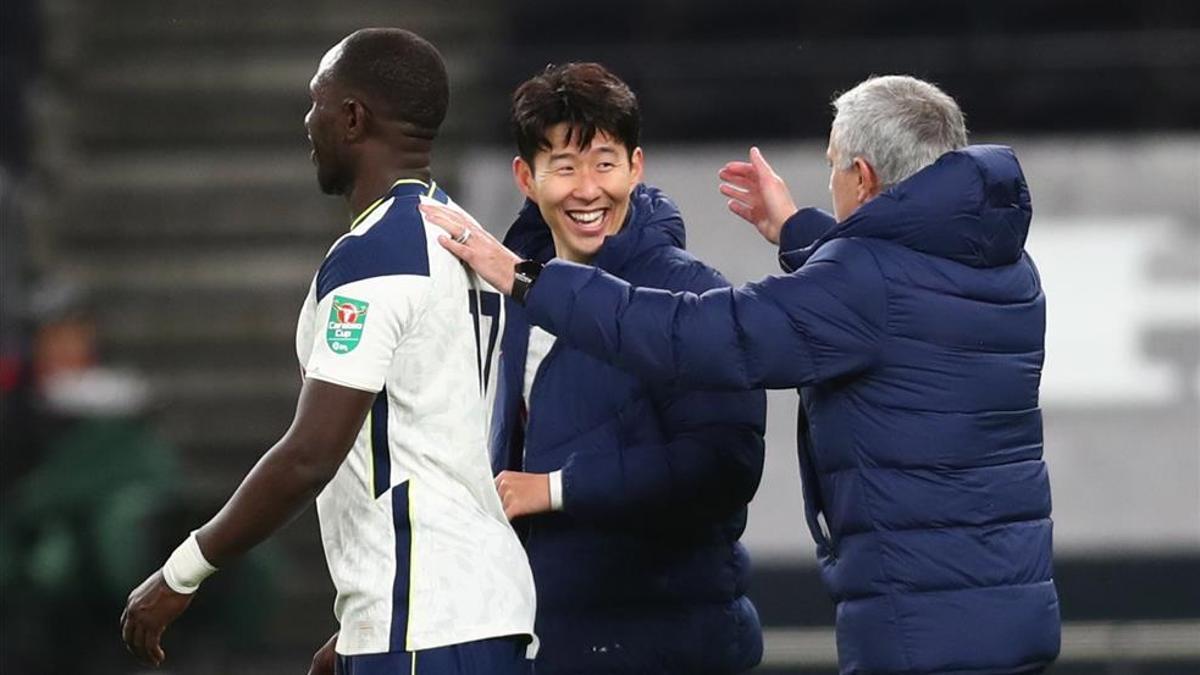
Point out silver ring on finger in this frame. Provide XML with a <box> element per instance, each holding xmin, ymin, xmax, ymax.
<box><xmin>453</xmin><ymin>228</ymin><xmax>471</xmax><ymax>245</ymax></box>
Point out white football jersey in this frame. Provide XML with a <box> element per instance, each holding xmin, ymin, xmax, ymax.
<box><xmin>295</xmin><ymin>179</ymin><xmax>536</xmax><ymax>656</ymax></box>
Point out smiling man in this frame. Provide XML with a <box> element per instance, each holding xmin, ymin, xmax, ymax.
<box><xmin>485</xmin><ymin>63</ymin><xmax>767</xmax><ymax>674</ymax></box>
<box><xmin>517</xmin><ymin>121</ymin><xmax>632</xmax><ymax>259</ymax></box>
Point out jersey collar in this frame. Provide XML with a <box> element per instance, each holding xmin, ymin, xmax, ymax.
<box><xmin>350</xmin><ymin>178</ymin><xmax>440</xmax><ymax>230</ymax></box>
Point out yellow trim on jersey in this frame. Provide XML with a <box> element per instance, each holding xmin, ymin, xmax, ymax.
<box><xmin>406</xmin><ymin>479</ymin><xmax>417</xmax><ymax>651</ymax></box>
<box><xmin>350</xmin><ymin>196</ymin><xmax>388</xmax><ymax>230</ymax></box>
<box><xmin>365</xmin><ymin>410</ymin><xmax>375</xmax><ymax>496</ymax></box>
<box><xmin>349</xmin><ymin>178</ymin><xmax>434</xmax><ymax>230</ymax></box>
<box><xmin>411</xmin><ymin>651</ymin><xmax>417</xmax><ymax>675</ymax></box>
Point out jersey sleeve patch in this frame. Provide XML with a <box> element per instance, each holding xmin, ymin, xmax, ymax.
<box><xmin>305</xmin><ymin>267</ymin><xmax>431</xmax><ymax>393</ymax></box>
<box><xmin>326</xmin><ymin>295</ymin><xmax>370</xmax><ymax>353</ymax></box>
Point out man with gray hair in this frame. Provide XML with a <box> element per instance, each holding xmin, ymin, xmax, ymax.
<box><xmin>422</xmin><ymin>74</ymin><xmax>1061</xmax><ymax>674</ymax></box>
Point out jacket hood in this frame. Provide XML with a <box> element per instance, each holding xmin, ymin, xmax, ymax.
<box><xmin>502</xmin><ymin>183</ymin><xmax>686</xmax><ymax>269</ymax></box>
<box><xmin>810</xmin><ymin>145</ymin><xmax>1032</xmax><ymax>269</ymax></box>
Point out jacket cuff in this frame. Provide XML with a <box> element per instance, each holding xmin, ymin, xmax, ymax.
<box><xmin>548</xmin><ymin>470</ymin><xmax>564</xmax><ymax>511</ymax></box>
<box><xmin>523</xmin><ymin>259</ymin><xmax>597</xmax><ymax>334</ymax></box>
<box><xmin>557</xmin><ymin>456</ymin><xmax>610</xmax><ymax>517</ymax></box>
<box><xmin>778</xmin><ymin>207</ymin><xmax>837</xmax><ymax>272</ymax></box>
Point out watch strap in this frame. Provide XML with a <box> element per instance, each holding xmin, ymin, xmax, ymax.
<box><xmin>512</xmin><ymin>260</ymin><xmax>543</xmax><ymax>305</ymax></box>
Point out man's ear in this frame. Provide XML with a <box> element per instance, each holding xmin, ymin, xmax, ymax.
<box><xmin>629</xmin><ymin>146</ymin><xmax>645</xmax><ymax>186</ymax></box>
<box><xmin>512</xmin><ymin>156</ymin><xmax>537</xmax><ymax>201</ymax></box>
<box><xmin>342</xmin><ymin>98</ymin><xmax>369</xmax><ymax>142</ymax></box>
<box><xmin>853</xmin><ymin>156</ymin><xmax>881</xmax><ymax>202</ymax></box>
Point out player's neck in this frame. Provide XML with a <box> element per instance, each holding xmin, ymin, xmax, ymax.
<box><xmin>347</xmin><ymin>139</ymin><xmax>435</xmax><ymax>218</ymax></box>
<box><xmin>348</xmin><ymin>165</ymin><xmax>433</xmax><ymax>219</ymax></box>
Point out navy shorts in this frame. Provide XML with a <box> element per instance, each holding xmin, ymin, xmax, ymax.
<box><xmin>336</xmin><ymin>635</ymin><xmax>532</xmax><ymax>675</ymax></box>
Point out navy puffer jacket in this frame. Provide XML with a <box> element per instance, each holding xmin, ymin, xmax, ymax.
<box><xmin>523</xmin><ymin>147</ymin><xmax>1061</xmax><ymax>674</ymax></box>
<box><xmin>492</xmin><ymin>184</ymin><xmax>768</xmax><ymax>673</ymax></box>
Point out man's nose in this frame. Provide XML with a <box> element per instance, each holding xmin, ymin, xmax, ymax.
<box><xmin>572</xmin><ymin>168</ymin><xmax>602</xmax><ymax>201</ymax></box>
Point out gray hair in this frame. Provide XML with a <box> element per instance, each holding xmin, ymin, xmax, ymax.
<box><xmin>829</xmin><ymin>75</ymin><xmax>968</xmax><ymax>188</ymax></box>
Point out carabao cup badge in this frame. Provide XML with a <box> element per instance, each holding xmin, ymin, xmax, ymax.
<box><xmin>327</xmin><ymin>296</ymin><xmax>369</xmax><ymax>354</ymax></box>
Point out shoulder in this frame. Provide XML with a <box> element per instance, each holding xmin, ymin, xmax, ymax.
<box><xmin>316</xmin><ymin>196</ymin><xmax>431</xmax><ymax>300</ymax></box>
<box><xmin>797</xmin><ymin>237</ymin><xmax>889</xmax><ymax>313</ymax></box>
<box><xmin>807</xmin><ymin>236</ymin><xmax>886</xmax><ymax>274</ymax></box>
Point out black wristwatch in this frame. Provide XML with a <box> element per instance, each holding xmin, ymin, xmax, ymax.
<box><xmin>511</xmin><ymin>260</ymin><xmax>543</xmax><ymax>305</ymax></box>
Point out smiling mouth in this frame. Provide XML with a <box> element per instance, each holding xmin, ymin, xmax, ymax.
<box><xmin>566</xmin><ymin>209</ymin><xmax>607</xmax><ymax>230</ymax></box>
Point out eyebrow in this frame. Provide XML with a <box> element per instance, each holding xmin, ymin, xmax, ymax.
<box><xmin>546</xmin><ymin>144</ymin><xmax>622</xmax><ymax>164</ymax></box>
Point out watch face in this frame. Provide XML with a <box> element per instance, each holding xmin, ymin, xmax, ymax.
<box><xmin>512</xmin><ymin>260</ymin><xmax>541</xmax><ymax>304</ymax></box>
<box><xmin>516</xmin><ymin>260</ymin><xmax>541</xmax><ymax>275</ymax></box>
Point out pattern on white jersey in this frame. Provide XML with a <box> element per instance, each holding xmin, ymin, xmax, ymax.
<box><xmin>295</xmin><ymin>180</ymin><xmax>536</xmax><ymax>656</ymax></box>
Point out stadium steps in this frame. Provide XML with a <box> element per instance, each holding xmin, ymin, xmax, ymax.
<box><xmin>35</xmin><ymin>0</ymin><xmax>506</xmax><ymax>665</ymax></box>
<box><xmin>71</xmin><ymin>1</ymin><xmax>493</xmax><ymax>155</ymax></box>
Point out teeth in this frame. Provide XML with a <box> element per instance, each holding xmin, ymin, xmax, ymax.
<box><xmin>568</xmin><ymin>210</ymin><xmax>603</xmax><ymax>224</ymax></box>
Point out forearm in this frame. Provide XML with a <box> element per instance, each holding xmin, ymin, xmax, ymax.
<box><xmin>562</xmin><ymin>426</ymin><xmax>764</xmax><ymax>524</ymax></box>
<box><xmin>526</xmin><ymin>264</ymin><xmax>747</xmax><ymax>390</ymax></box>
<box><xmin>527</xmin><ymin>263</ymin><xmax>818</xmax><ymax>391</ymax></box>
<box><xmin>188</xmin><ymin>378</ymin><xmax>373</xmax><ymax>568</ymax></box>
<box><xmin>195</xmin><ymin>438</ymin><xmax>339</xmax><ymax>567</ymax></box>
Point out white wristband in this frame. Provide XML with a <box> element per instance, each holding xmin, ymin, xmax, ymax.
<box><xmin>548</xmin><ymin>470</ymin><xmax>564</xmax><ymax>511</ymax></box>
<box><xmin>162</xmin><ymin>532</ymin><xmax>217</xmax><ymax>594</ymax></box>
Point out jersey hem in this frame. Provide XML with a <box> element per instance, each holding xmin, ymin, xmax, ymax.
<box><xmin>305</xmin><ymin>370</ymin><xmax>382</xmax><ymax>394</ymax></box>
<box><xmin>336</xmin><ymin>623</ymin><xmax>539</xmax><ymax>658</ymax></box>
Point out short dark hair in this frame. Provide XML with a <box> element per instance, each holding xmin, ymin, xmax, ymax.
<box><xmin>332</xmin><ymin>28</ymin><xmax>449</xmax><ymax>135</ymax></box>
<box><xmin>511</xmin><ymin>62</ymin><xmax>640</xmax><ymax>164</ymax></box>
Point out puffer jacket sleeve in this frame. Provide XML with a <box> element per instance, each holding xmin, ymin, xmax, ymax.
<box><xmin>778</xmin><ymin>207</ymin><xmax>837</xmax><ymax>272</ymax></box>
<box><xmin>558</xmin><ymin>260</ymin><xmax>767</xmax><ymax>523</ymax></box>
<box><xmin>524</xmin><ymin>237</ymin><xmax>887</xmax><ymax>391</ymax></box>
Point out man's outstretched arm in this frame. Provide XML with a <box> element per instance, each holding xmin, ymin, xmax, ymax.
<box><xmin>523</xmin><ymin>245</ymin><xmax>885</xmax><ymax>391</ymax></box>
<box><xmin>419</xmin><ymin>202</ymin><xmax>886</xmax><ymax>392</ymax></box>
<box><xmin>120</xmin><ymin>379</ymin><xmax>373</xmax><ymax>667</ymax></box>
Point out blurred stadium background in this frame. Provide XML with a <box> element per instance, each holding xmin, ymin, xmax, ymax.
<box><xmin>1</xmin><ymin>1</ymin><xmax>1197</xmax><ymax>673</ymax></box>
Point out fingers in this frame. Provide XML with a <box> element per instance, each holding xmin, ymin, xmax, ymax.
<box><xmin>495</xmin><ymin>472</ymin><xmax>513</xmax><ymax>513</ymax></box>
<box><xmin>130</xmin><ymin>617</ymin><xmax>154</xmax><ymax>665</ymax></box>
<box><xmin>436</xmin><ymin>234</ymin><xmax>472</xmax><ymax>261</ymax></box>
<box><xmin>723</xmin><ymin>148</ymin><xmax>776</xmax><ymax>186</ymax></box>
<box><xmin>494</xmin><ymin>472</ymin><xmax>523</xmax><ymax>520</ymax></box>
<box><xmin>141</xmin><ymin>624</ymin><xmax>165</xmax><ymax>667</ymax></box>
<box><xmin>500</xmin><ymin>491</ymin><xmax>520</xmax><ymax>520</ymax></box>
<box><xmin>422</xmin><ymin>203</ymin><xmax>521</xmax><ymax>295</ymax></box>
<box><xmin>727</xmin><ymin>199</ymin><xmax>755</xmax><ymax>223</ymax></box>
<box><xmin>718</xmin><ymin>183</ymin><xmax>752</xmax><ymax>203</ymax></box>
<box><xmin>495</xmin><ymin>471</ymin><xmax>514</xmax><ymax>499</ymax></box>
<box><xmin>121</xmin><ymin>572</ymin><xmax>189</xmax><ymax>668</ymax></box>
<box><xmin>718</xmin><ymin>161</ymin><xmax>755</xmax><ymax>182</ymax></box>
<box><xmin>749</xmin><ymin>146</ymin><xmax>775</xmax><ymax>177</ymax></box>
<box><xmin>309</xmin><ymin>633</ymin><xmax>338</xmax><ymax>675</ymax></box>
<box><xmin>420</xmin><ymin>203</ymin><xmax>487</xmax><ymax>240</ymax></box>
<box><xmin>419</xmin><ymin>203</ymin><xmax>470</xmax><ymax>240</ymax></box>
<box><xmin>126</xmin><ymin>609</ymin><xmax>165</xmax><ymax>667</ymax></box>
<box><xmin>720</xmin><ymin>183</ymin><xmax>758</xmax><ymax>226</ymax></box>
<box><xmin>719</xmin><ymin>166</ymin><xmax>757</xmax><ymax>193</ymax></box>
<box><xmin>503</xmin><ymin>502</ymin><xmax>520</xmax><ymax>521</ymax></box>
<box><xmin>121</xmin><ymin>604</ymin><xmax>135</xmax><ymax>655</ymax></box>
<box><xmin>423</xmin><ymin>203</ymin><xmax>477</xmax><ymax>262</ymax></box>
